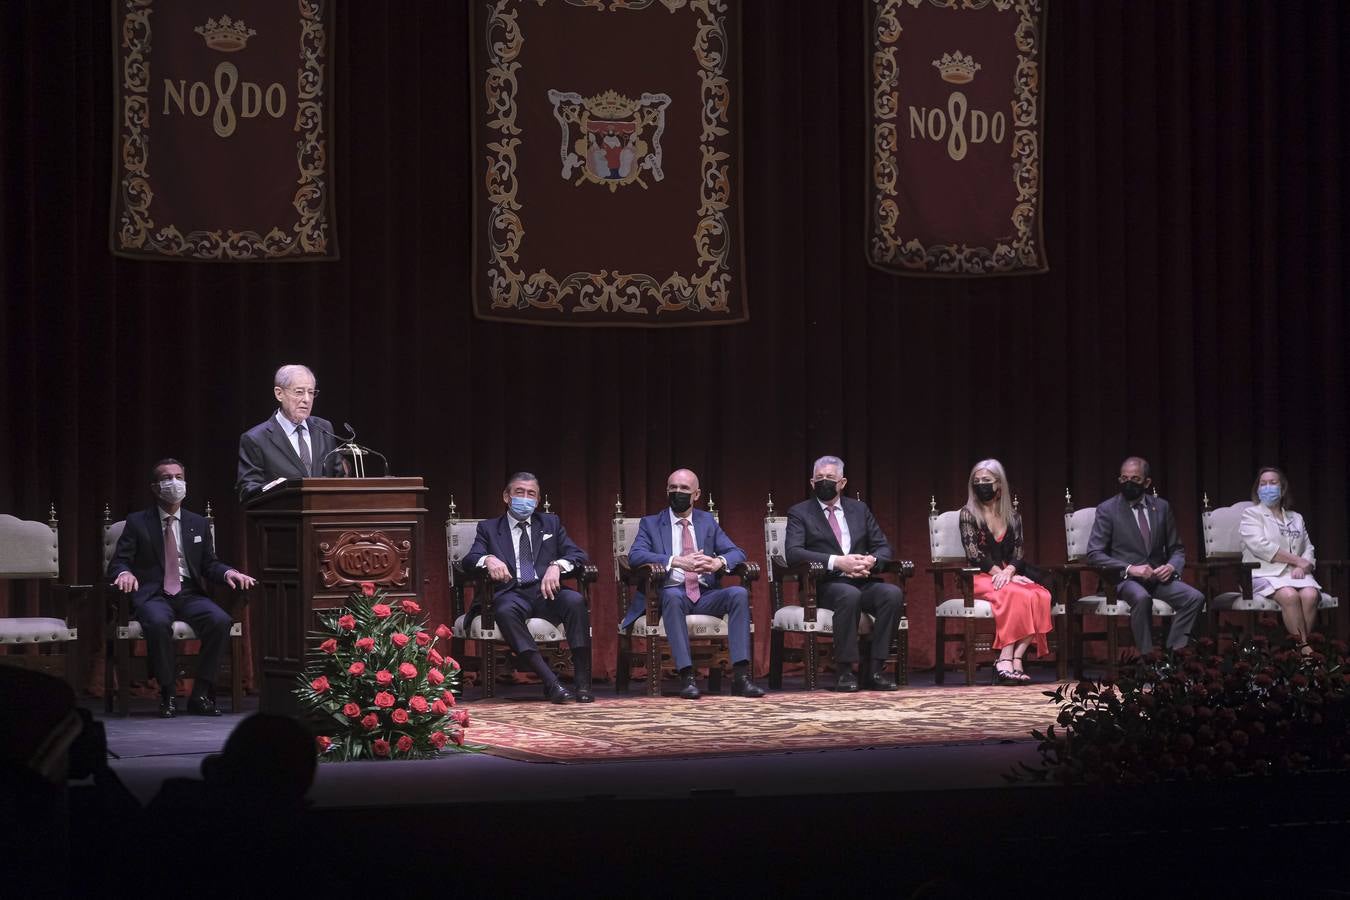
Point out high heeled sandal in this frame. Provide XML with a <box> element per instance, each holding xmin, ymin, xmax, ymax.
<box><xmin>994</xmin><ymin>659</ymin><xmax>1018</xmax><ymax>684</ymax></box>
<box><xmin>1010</xmin><ymin>658</ymin><xmax>1033</xmax><ymax>682</ymax></box>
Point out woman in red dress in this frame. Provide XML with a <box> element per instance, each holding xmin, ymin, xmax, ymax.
<box><xmin>959</xmin><ymin>459</ymin><xmax>1054</xmax><ymax>684</ymax></box>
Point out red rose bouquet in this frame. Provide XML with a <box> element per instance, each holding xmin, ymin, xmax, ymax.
<box><xmin>297</xmin><ymin>582</ymin><xmax>474</xmax><ymax>760</ymax></box>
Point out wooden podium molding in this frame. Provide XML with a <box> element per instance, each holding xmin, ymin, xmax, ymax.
<box><xmin>243</xmin><ymin>477</ymin><xmax>428</xmax><ymax>715</ymax></box>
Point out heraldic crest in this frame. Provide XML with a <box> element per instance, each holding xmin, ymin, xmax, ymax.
<box><xmin>547</xmin><ymin>89</ymin><xmax>672</xmax><ymax>191</ymax></box>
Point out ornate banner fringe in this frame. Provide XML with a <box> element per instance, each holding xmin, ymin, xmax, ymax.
<box><xmin>868</xmin><ymin>0</ymin><xmax>1046</xmax><ymax>276</ymax></box>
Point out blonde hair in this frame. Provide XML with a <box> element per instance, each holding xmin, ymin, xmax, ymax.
<box><xmin>964</xmin><ymin>458</ymin><xmax>1014</xmax><ymax>526</ymax></box>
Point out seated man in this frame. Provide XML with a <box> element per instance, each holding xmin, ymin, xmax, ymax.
<box><xmin>623</xmin><ymin>468</ymin><xmax>764</xmax><ymax>699</ymax></box>
<box><xmin>1086</xmin><ymin>455</ymin><xmax>1205</xmax><ymax>654</ymax></box>
<box><xmin>236</xmin><ymin>364</ymin><xmax>344</xmax><ymax>501</ymax></box>
<box><xmin>784</xmin><ymin>455</ymin><xmax>904</xmax><ymax>692</ymax></box>
<box><xmin>108</xmin><ymin>459</ymin><xmax>255</xmax><ymax>717</ymax></box>
<box><xmin>461</xmin><ymin>472</ymin><xmax>593</xmax><ymax>703</ymax></box>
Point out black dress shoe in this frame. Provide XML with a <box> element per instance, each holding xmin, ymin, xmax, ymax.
<box><xmin>545</xmin><ymin>681</ymin><xmax>576</xmax><ymax>704</ymax></box>
<box><xmin>869</xmin><ymin>672</ymin><xmax>899</xmax><ymax>691</ymax></box>
<box><xmin>835</xmin><ymin>670</ymin><xmax>859</xmax><ymax>693</ymax></box>
<box><xmin>185</xmin><ymin>695</ymin><xmax>223</xmax><ymax>716</ymax></box>
<box><xmin>679</xmin><ymin>673</ymin><xmax>701</xmax><ymax>700</ymax></box>
<box><xmin>575</xmin><ymin>684</ymin><xmax>595</xmax><ymax>703</ymax></box>
<box><xmin>158</xmin><ymin>696</ymin><xmax>177</xmax><ymax>718</ymax></box>
<box><xmin>731</xmin><ymin>674</ymin><xmax>765</xmax><ymax>697</ymax></box>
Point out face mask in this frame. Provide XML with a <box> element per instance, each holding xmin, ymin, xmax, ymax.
<box><xmin>1257</xmin><ymin>485</ymin><xmax>1282</xmax><ymax>507</ymax></box>
<box><xmin>668</xmin><ymin>491</ymin><xmax>692</xmax><ymax>514</ymax></box>
<box><xmin>156</xmin><ymin>479</ymin><xmax>187</xmax><ymax>503</ymax></box>
<box><xmin>973</xmin><ymin>483</ymin><xmax>997</xmax><ymax>503</ymax></box>
<box><xmin>1120</xmin><ymin>481</ymin><xmax>1146</xmax><ymax>502</ymax></box>
<box><xmin>813</xmin><ymin>480</ymin><xmax>839</xmax><ymax>502</ymax></box>
<box><xmin>509</xmin><ymin>496</ymin><xmax>536</xmax><ymax>519</ymax></box>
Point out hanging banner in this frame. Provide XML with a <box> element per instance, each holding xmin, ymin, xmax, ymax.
<box><xmin>472</xmin><ymin>0</ymin><xmax>746</xmax><ymax>326</ymax></box>
<box><xmin>868</xmin><ymin>0</ymin><xmax>1046</xmax><ymax>276</ymax></box>
<box><xmin>111</xmin><ymin>0</ymin><xmax>336</xmax><ymax>261</ymax></box>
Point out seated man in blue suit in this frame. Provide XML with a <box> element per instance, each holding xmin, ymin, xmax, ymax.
<box><xmin>624</xmin><ymin>468</ymin><xmax>764</xmax><ymax>699</ymax></box>
<box><xmin>461</xmin><ymin>472</ymin><xmax>593</xmax><ymax>703</ymax></box>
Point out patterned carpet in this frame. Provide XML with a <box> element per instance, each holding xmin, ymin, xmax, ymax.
<box><xmin>469</xmin><ymin>685</ymin><xmax>1063</xmax><ymax>763</ymax></box>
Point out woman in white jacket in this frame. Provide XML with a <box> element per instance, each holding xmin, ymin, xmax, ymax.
<box><xmin>1239</xmin><ymin>467</ymin><xmax>1323</xmax><ymax>652</ymax></box>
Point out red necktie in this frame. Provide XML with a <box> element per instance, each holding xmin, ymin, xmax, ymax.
<box><xmin>164</xmin><ymin>515</ymin><xmax>182</xmax><ymax>596</ymax></box>
<box><xmin>1135</xmin><ymin>504</ymin><xmax>1152</xmax><ymax>549</ymax></box>
<box><xmin>827</xmin><ymin>505</ymin><xmax>844</xmax><ymax>547</ymax></box>
<box><xmin>679</xmin><ymin>518</ymin><xmax>700</xmax><ymax>602</ymax></box>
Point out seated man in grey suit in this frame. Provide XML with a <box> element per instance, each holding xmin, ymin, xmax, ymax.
<box><xmin>1086</xmin><ymin>456</ymin><xmax>1205</xmax><ymax>655</ymax></box>
<box><xmin>236</xmin><ymin>364</ymin><xmax>345</xmax><ymax>501</ymax></box>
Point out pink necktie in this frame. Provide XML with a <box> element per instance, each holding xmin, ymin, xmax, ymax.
<box><xmin>1135</xmin><ymin>504</ymin><xmax>1152</xmax><ymax>548</ymax></box>
<box><xmin>164</xmin><ymin>516</ymin><xmax>182</xmax><ymax>596</ymax></box>
<box><xmin>827</xmin><ymin>505</ymin><xmax>844</xmax><ymax>546</ymax></box>
<box><xmin>679</xmin><ymin>518</ymin><xmax>700</xmax><ymax>602</ymax></box>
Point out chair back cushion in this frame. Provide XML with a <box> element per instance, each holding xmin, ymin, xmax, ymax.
<box><xmin>929</xmin><ymin>510</ymin><xmax>965</xmax><ymax>562</ymax></box>
<box><xmin>0</xmin><ymin>514</ymin><xmax>59</xmax><ymax>579</ymax></box>
<box><xmin>1064</xmin><ymin>507</ymin><xmax>1097</xmax><ymax>561</ymax></box>
<box><xmin>763</xmin><ymin>515</ymin><xmax>787</xmax><ymax>580</ymax></box>
<box><xmin>1202</xmin><ymin>500</ymin><xmax>1253</xmax><ymax>558</ymax></box>
<box><xmin>611</xmin><ymin>516</ymin><xmax>642</xmax><ymax>580</ymax></box>
<box><xmin>444</xmin><ymin>518</ymin><xmax>484</xmax><ymax>585</ymax></box>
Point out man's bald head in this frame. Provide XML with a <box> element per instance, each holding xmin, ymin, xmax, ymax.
<box><xmin>667</xmin><ymin>468</ymin><xmax>700</xmax><ymax>493</ymax></box>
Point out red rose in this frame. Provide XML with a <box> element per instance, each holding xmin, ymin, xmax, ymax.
<box><xmin>319</xmin><ymin>638</ymin><xmax>338</xmax><ymax>654</ymax></box>
<box><xmin>343</xmin><ymin>702</ymin><xmax>361</xmax><ymax>718</ymax></box>
<box><xmin>391</xmin><ymin>708</ymin><xmax>409</xmax><ymax>724</ymax></box>
<box><xmin>452</xmin><ymin>730</ymin><xmax>464</xmax><ymax>746</ymax></box>
<box><xmin>373</xmin><ymin>738</ymin><xmax>390</xmax><ymax>757</ymax></box>
<box><xmin>431</xmin><ymin>699</ymin><xmax>449</xmax><ymax>715</ymax></box>
<box><xmin>400</xmin><ymin>599</ymin><xmax>422</xmax><ymax>615</ymax></box>
<box><xmin>337</xmin><ymin>614</ymin><xmax>356</xmax><ymax>631</ymax></box>
<box><xmin>355</xmin><ymin>637</ymin><xmax>375</xmax><ymax>652</ymax></box>
<box><xmin>348</xmin><ymin>661</ymin><xmax>366</xmax><ymax>676</ymax></box>
<box><xmin>435</xmin><ymin>624</ymin><xmax>452</xmax><ymax>640</ymax></box>
<box><xmin>374</xmin><ymin>691</ymin><xmax>395</xmax><ymax>708</ymax></box>
<box><xmin>447</xmin><ymin>656</ymin><xmax>461</xmax><ymax>671</ymax></box>
<box><xmin>452</xmin><ymin>709</ymin><xmax>470</xmax><ymax>727</ymax></box>
<box><xmin>398</xmin><ymin>662</ymin><xmax>418</xmax><ymax>679</ymax></box>
<box><xmin>396</xmin><ymin>735</ymin><xmax>414</xmax><ymax>753</ymax></box>
<box><xmin>391</xmin><ymin>632</ymin><xmax>410</xmax><ymax>649</ymax></box>
<box><xmin>361</xmin><ymin>582</ymin><xmax>376</xmax><ymax>597</ymax></box>
<box><xmin>375</xmin><ymin>669</ymin><xmax>393</xmax><ymax>685</ymax></box>
<box><xmin>428</xmin><ymin>649</ymin><xmax>445</xmax><ymax>667</ymax></box>
<box><xmin>360</xmin><ymin>713</ymin><xmax>379</xmax><ymax>731</ymax></box>
<box><xmin>372</xmin><ymin>604</ymin><xmax>392</xmax><ymax>619</ymax></box>
<box><xmin>427</xmin><ymin>668</ymin><xmax>445</xmax><ymax>686</ymax></box>
<box><xmin>414</xmin><ymin>631</ymin><xmax>431</xmax><ymax>647</ymax></box>
<box><xmin>442</xmin><ymin>690</ymin><xmax>457</xmax><ymax>706</ymax></box>
<box><xmin>311</xmin><ymin>676</ymin><xmax>330</xmax><ymax>693</ymax></box>
<box><xmin>409</xmin><ymin>695</ymin><xmax>429</xmax><ymax>713</ymax></box>
<box><xmin>316</xmin><ymin>736</ymin><xmax>332</xmax><ymax>752</ymax></box>
<box><xmin>429</xmin><ymin>731</ymin><xmax>448</xmax><ymax>749</ymax></box>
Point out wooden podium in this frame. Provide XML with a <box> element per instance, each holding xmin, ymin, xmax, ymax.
<box><xmin>243</xmin><ymin>477</ymin><xmax>428</xmax><ymax>715</ymax></box>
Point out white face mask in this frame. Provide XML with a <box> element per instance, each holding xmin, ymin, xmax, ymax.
<box><xmin>156</xmin><ymin>479</ymin><xmax>187</xmax><ymax>503</ymax></box>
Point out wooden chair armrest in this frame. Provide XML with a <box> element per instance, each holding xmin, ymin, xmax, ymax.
<box><xmin>925</xmin><ymin>562</ymin><xmax>981</xmax><ymax>575</ymax></box>
<box><xmin>727</xmin><ymin>560</ymin><xmax>760</xmax><ymax>582</ymax></box>
<box><xmin>566</xmin><ymin>562</ymin><xmax>600</xmax><ymax>585</ymax></box>
<box><xmin>1192</xmin><ymin>559</ymin><xmax>1258</xmax><ymax>572</ymax></box>
<box><xmin>874</xmin><ymin>559</ymin><xmax>915</xmax><ymax>581</ymax></box>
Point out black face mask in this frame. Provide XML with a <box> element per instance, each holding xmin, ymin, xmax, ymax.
<box><xmin>668</xmin><ymin>491</ymin><xmax>692</xmax><ymax>513</ymax></box>
<box><xmin>973</xmin><ymin>483</ymin><xmax>997</xmax><ymax>503</ymax></box>
<box><xmin>1120</xmin><ymin>481</ymin><xmax>1146</xmax><ymax>501</ymax></box>
<box><xmin>813</xmin><ymin>480</ymin><xmax>839</xmax><ymax>502</ymax></box>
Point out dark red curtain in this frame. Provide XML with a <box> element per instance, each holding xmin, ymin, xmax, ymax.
<box><xmin>3</xmin><ymin>1</ymin><xmax>1346</xmax><ymax>684</ymax></box>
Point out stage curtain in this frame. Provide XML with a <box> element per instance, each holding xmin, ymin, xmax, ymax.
<box><xmin>2</xmin><ymin>1</ymin><xmax>1345</xmax><ymax>685</ymax></box>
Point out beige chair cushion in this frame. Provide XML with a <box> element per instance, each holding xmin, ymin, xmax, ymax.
<box><xmin>935</xmin><ymin>598</ymin><xmax>995</xmax><ymax>619</ymax></box>
<box><xmin>1074</xmin><ymin>595</ymin><xmax>1176</xmax><ymax>617</ymax></box>
<box><xmin>454</xmin><ymin>613</ymin><xmax>578</xmax><ymax>643</ymax></box>
<box><xmin>0</xmin><ymin>617</ymin><xmax>77</xmax><ymax>644</ymax></box>
<box><xmin>618</xmin><ymin>614</ymin><xmax>746</xmax><ymax>638</ymax></box>
<box><xmin>1211</xmin><ymin>590</ymin><xmax>1339</xmax><ymax>612</ymax></box>
<box><xmin>929</xmin><ymin>510</ymin><xmax>965</xmax><ymax>560</ymax></box>
<box><xmin>1064</xmin><ymin>507</ymin><xmax>1098</xmax><ymax>560</ymax></box>
<box><xmin>0</xmin><ymin>514</ymin><xmax>59</xmax><ymax>578</ymax></box>
<box><xmin>1202</xmin><ymin>501</ymin><xmax>1254</xmax><ymax>557</ymax></box>
<box><xmin>117</xmin><ymin>620</ymin><xmax>242</xmax><ymax>640</ymax></box>
<box><xmin>444</xmin><ymin>519</ymin><xmax>484</xmax><ymax>585</ymax></box>
<box><xmin>772</xmin><ymin>606</ymin><xmax>876</xmax><ymax>635</ymax></box>
<box><xmin>764</xmin><ymin>516</ymin><xmax>787</xmax><ymax>581</ymax></box>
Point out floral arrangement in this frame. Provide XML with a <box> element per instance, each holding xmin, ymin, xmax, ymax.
<box><xmin>297</xmin><ymin>582</ymin><xmax>474</xmax><ymax>760</ymax></box>
<box><xmin>1013</xmin><ymin>634</ymin><xmax>1348</xmax><ymax>784</ymax></box>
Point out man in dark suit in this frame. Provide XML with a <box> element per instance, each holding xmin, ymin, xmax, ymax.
<box><xmin>461</xmin><ymin>472</ymin><xmax>593</xmax><ymax>703</ymax></box>
<box><xmin>624</xmin><ymin>468</ymin><xmax>764</xmax><ymax>699</ymax></box>
<box><xmin>108</xmin><ymin>459</ymin><xmax>256</xmax><ymax>717</ymax></box>
<box><xmin>236</xmin><ymin>364</ymin><xmax>344</xmax><ymax>501</ymax></box>
<box><xmin>1086</xmin><ymin>456</ymin><xmax>1205</xmax><ymax>654</ymax></box>
<box><xmin>784</xmin><ymin>455</ymin><xmax>904</xmax><ymax>692</ymax></box>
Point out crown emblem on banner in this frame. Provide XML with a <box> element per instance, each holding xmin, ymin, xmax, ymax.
<box><xmin>931</xmin><ymin>51</ymin><xmax>981</xmax><ymax>84</ymax></box>
<box><xmin>194</xmin><ymin>16</ymin><xmax>257</xmax><ymax>52</ymax></box>
<box><xmin>584</xmin><ymin>90</ymin><xmax>639</xmax><ymax>119</ymax></box>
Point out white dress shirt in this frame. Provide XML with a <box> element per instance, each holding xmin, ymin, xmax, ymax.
<box><xmin>274</xmin><ymin>409</ymin><xmax>312</xmax><ymax>464</ymax></box>
<box><xmin>817</xmin><ymin>497</ymin><xmax>852</xmax><ymax>571</ymax></box>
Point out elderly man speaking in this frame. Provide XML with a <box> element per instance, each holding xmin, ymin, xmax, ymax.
<box><xmin>236</xmin><ymin>364</ymin><xmax>345</xmax><ymax>501</ymax></box>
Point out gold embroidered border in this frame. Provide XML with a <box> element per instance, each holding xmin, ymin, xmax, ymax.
<box><xmin>869</xmin><ymin>0</ymin><xmax>1045</xmax><ymax>275</ymax></box>
<box><xmin>479</xmin><ymin>0</ymin><xmax>742</xmax><ymax>321</ymax></box>
<box><xmin>112</xmin><ymin>0</ymin><xmax>334</xmax><ymax>260</ymax></box>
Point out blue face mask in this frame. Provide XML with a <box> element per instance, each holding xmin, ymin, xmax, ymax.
<box><xmin>509</xmin><ymin>496</ymin><xmax>537</xmax><ymax>519</ymax></box>
<box><xmin>1257</xmin><ymin>485</ymin><xmax>1282</xmax><ymax>507</ymax></box>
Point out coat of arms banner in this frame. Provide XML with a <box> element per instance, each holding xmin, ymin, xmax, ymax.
<box><xmin>472</xmin><ymin>0</ymin><xmax>746</xmax><ymax>326</ymax></box>
<box><xmin>111</xmin><ymin>0</ymin><xmax>336</xmax><ymax>261</ymax></box>
<box><xmin>868</xmin><ymin>0</ymin><xmax>1046</xmax><ymax>276</ymax></box>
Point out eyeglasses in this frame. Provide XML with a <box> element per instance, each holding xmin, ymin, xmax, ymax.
<box><xmin>285</xmin><ymin>388</ymin><xmax>320</xmax><ymax>399</ymax></box>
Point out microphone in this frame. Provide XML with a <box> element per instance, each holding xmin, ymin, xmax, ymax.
<box><xmin>312</xmin><ymin>419</ymin><xmax>391</xmax><ymax>477</ymax></box>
